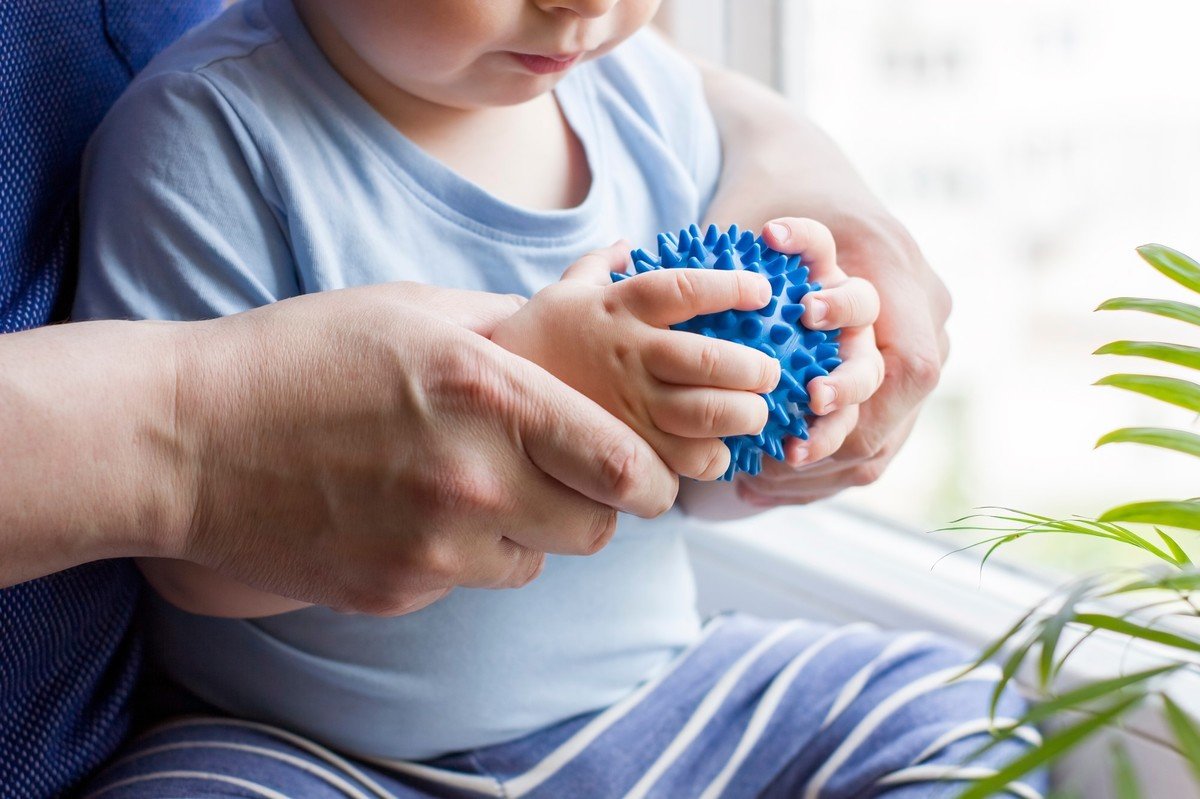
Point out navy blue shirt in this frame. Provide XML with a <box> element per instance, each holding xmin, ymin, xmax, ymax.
<box><xmin>0</xmin><ymin>2</ymin><xmax>218</xmax><ymax>796</ymax></box>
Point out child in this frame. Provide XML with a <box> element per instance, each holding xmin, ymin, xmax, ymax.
<box><xmin>76</xmin><ymin>1</ymin><xmax>1043</xmax><ymax>796</ymax></box>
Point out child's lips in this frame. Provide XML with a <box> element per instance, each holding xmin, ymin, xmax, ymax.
<box><xmin>512</xmin><ymin>52</ymin><xmax>582</xmax><ymax>74</ymax></box>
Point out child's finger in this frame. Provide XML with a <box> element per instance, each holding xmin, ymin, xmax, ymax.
<box><xmin>802</xmin><ymin>276</ymin><xmax>880</xmax><ymax>331</ymax></box>
<box><xmin>648</xmin><ymin>386</ymin><xmax>767</xmax><ymax>438</ymax></box>
<box><xmin>643</xmin><ymin>331</ymin><xmax>780</xmax><ymax>393</ymax></box>
<box><xmin>760</xmin><ymin>217</ymin><xmax>841</xmax><ymax>285</ymax></box>
<box><xmin>560</xmin><ymin>240</ymin><xmax>633</xmax><ymax>286</ymax></box>
<box><xmin>806</xmin><ymin>325</ymin><xmax>885</xmax><ymax>414</ymax></box>
<box><xmin>618</xmin><ymin>268</ymin><xmax>771</xmax><ymax>326</ymax></box>
<box><xmin>783</xmin><ymin>404</ymin><xmax>860</xmax><ymax>468</ymax></box>
<box><xmin>657</xmin><ymin>436</ymin><xmax>732</xmax><ymax>481</ymax></box>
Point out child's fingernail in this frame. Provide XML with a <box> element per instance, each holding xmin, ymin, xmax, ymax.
<box><xmin>792</xmin><ymin>446</ymin><xmax>809</xmax><ymax>465</ymax></box>
<box><xmin>812</xmin><ymin>382</ymin><xmax>837</xmax><ymax>412</ymax></box>
<box><xmin>767</xmin><ymin>221</ymin><xmax>790</xmax><ymax>242</ymax></box>
<box><xmin>806</xmin><ymin>298</ymin><xmax>827</xmax><ymax>325</ymax></box>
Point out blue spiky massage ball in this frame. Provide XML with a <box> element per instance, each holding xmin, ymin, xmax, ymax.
<box><xmin>612</xmin><ymin>223</ymin><xmax>842</xmax><ymax>480</ymax></box>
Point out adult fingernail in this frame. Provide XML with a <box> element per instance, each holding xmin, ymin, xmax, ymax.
<box><xmin>806</xmin><ymin>298</ymin><xmax>827</xmax><ymax>325</ymax></box>
<box><xmin>812</xmin><ymin>382</ymin><xmax>837</xmax><ymax>412</ymax></box>
<box><xmin>767</xmin><ymin>221</ymin><xmax>790</xmax><ymax>242</ymax></box>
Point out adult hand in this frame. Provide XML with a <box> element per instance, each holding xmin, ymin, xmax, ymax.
<box><xmin>734</xmin><ymin>209</ymin><xmax>949</xmax><ymax>506</ymax></box>
<box><xmin>699</xmin><ymin>62</ymin><xmax>951</xmax><ymax>506</ymax></box>
<box><xmin>160</xmin><ymin>282</ymin><xmax>677</xmax><ymax>615</ymax></box>
<box><xmin>734</xmin><ymin>217</ymin><xmax>892</xmax><ymax>506</ymax></box>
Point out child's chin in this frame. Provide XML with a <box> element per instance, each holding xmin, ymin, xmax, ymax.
<box><xmin>484</xmin><ymin>74</ymin><xmax>569</xmax><ymax>107</ymax></box>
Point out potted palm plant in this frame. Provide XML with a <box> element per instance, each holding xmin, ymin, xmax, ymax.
<box><xmin>944</xmin><ymin>244</ymin><xmax>1200</xmax><ymax>797</ymax></box>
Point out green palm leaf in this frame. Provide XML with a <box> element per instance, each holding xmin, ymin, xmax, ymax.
<box><xmin>1099</xmin><ymin>501</ymin><xmax>1200</xmax><ymax>532</ymax></box>
<box><xmin>951</xmin><ymin>244</ymin><xmax>1200</xmax><ymax>796</ymax></box>
<box><xmin>1096</xmin><ymin>428</ymin><xmax>1200</xmax><ymax>459</ymax></box>
<box><xmin>1096</xmin><ymin>297</ymin><xmax>1200</xmax><ymax>327</ymax></box>
<box><xmin>1094</xmin><ymin>341</ymin><xmax>1200</xmax><ymax>371</ymax></box>
<box><xmin>1156</xmin><ymin>528</ymin><xmax>1193</xmax><ymax>566</ymax></box>
<box><xmin>1112</xmin><ymin>571</ymin><xmax>1200</xmax><ymax>594</ymax></box>
<box><xmin>1020</xmin><ymin>666</ymin><xmax>1177</xmax><ymax>729</ymax></box>
<box><xmin>1112</xmin><ymin>745</ymin><xmax>1143</xmax><ymax>799</ymax></box>
<box><xmin>962</xmin><ymin>666</ymin><xmax>1175</xmax><ymax>772</ymax></box>
<box><xmin>1138</xmin><ymin>244</ymin><xmax>1200</xmax><ymax>294</ymax></box>
<box><xmin>956</xmin><ymin>693</ymin><xmax>1146</xmax><ymax>799</ymax></box>
<box><xmin>1094</xmin><ymin>374</ymin><xmax>1200</xmax><ymax>413</ymax></box>
<box><xmin>1163</xmin><ymin>696</ymin><xmax>1200</xmax><ymax>785</ymax></box>
<box><xmin>1071</xmin><ymin>613</ymin><xmax>1200</xmax><ymax>654</ymax></box>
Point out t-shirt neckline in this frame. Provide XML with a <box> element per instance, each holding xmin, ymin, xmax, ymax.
<box><xmin>261</xmin><ymin>0</ymin><xmax>605</xmax><ymax>244</ymax></box>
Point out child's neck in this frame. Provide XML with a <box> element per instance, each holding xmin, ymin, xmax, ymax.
<box><xmin>299</xmin><ymin>11</ymin><xmax>590</xmax><ymax>211</ymax></box>
<box><xmin>390</xmin><ymin>96</ymin><xmax>591</xmax><ymax>212</ymax></box>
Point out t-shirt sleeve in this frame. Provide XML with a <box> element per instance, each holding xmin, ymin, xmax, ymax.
<box><xmin>591</xmin><ymin>28</ymin><xmax>723</xmax><ymax>216</ymax></box>
<box><xmin>73</xmin><ymin>70</ymin><xmax>299</xmax><ymax>323</ymax></box>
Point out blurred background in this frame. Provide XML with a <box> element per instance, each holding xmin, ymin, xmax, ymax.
<box><xmin>661</xmin><ymin>0</ymin><xmax>1200</xmax><ymax>575</ymax></box>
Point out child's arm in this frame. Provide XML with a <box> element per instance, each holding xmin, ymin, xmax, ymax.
<box><xmin>491</xmin><ymin>241</ymin><xmax>780</xmax><ymax>482</ymax></box>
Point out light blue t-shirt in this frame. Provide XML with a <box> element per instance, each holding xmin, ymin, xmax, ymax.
<box><xmin>75</xmin><ymin>0</ymin><xmax>722</xmax><ymax>761</ymax></box>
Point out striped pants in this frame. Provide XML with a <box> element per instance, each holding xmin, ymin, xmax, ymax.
<box><xmin>84</xmin><ymin>615</ymin><xmax>1046</xmax><ymax>799</ymax></box>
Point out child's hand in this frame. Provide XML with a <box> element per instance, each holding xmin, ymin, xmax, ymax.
<box><xmin>491</xmin><ymin>242</ymin><xmax>780</xmax><ymax>481</ymax></box>
<box><xmin>737</xmin><ymin>218</ymin><xmax>886</xmax><ymax>505</ymax></box>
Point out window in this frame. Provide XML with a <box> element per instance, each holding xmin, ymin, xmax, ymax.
<box><xmin>662</xmin><ymin>0</ymin><xmax>1200</xmax><ymax>575</ymax></box>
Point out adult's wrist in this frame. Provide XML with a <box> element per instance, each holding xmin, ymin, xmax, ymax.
<box><xmin>0</xmin><ymin>318</ymin><xmax>193</xmax><ymax>584</ymax></box>
<box><xmin>88</xmin><ymin>319</ymin><xmax>199</xmax><ymax>563</ymax></box>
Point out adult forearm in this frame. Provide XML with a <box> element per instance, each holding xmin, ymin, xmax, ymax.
<box><xmin>698</xmin><ymin>61</ymin><xmax>950</xmax><ymax>506</ymax></box>
<box><xmin>0</xmin><ymin>320</ymin><xmax>188</xmax><ymax>586</ymax></box>
<box><xmin>700</xmin><ymin>62</ymin><xmax>895</xmax><ymax>233</ymax></box>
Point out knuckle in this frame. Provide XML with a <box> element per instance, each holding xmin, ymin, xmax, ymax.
<box><xmin>420</xmin><ymin>462</ymin><xmax>510</xmax><ymax>518</ymax></box>
<box><xmin>411</xmin><ymin>538</ymin><xmax>462</xmax><ymax>583</ymax></box>
<box><xmin>844</xmin><ymin>289</ymin><xmax>866</xmax><ymax>322</ymax></box>
<box><xmin>503</xmin><ymin>548</ymin><xmax>545</xmax><ymax>588</ymax></box>
<box><xmin>837</xmin><ymin>431</ymin><xmax>882</xmax><ymax>462</ymax></box>
<box><xmin>598</xmin><ymin>434</ymin><xmax>648</xmax><ymax>508</ymax></box>
<box><xmin>670</xmin><ymin>270</ymin><xmax>700</xmax><ymax>310</ymax></box>
<box><xmin>601</xmin><ymin>288</ymin><xmax>626</xmax><ymax>318</ymax></box>
<box><xmin>900</xmin><ymin>349</ymin><xmax>943</xmax><ymax>395</ymax></box>
<box><xmin>700</xmin><ymin>393</ymin><xmax>726</xmax><ymax>432</ymax></box>
<box><xmin>582</xmin><ymin>510</ymin><xmax>618</xmax><ymax>555</ymax></box>
<box><xmin>847</xmin><ymin>460</ymin><xmax>884</xmax><ymax>487</ymax></box>
<box><xmin>434</xmin><ymin>344</ymin><xmax>513</xmax><ymax>415</ymax></box>
<box><xmin>698</xmin><ymin>443</ymin><xmax>730</xmax><ymax>481</ymax></box>
<box><xmin>516</xmin><ymin>551</ymin><xmax>546</xmax><ymax>586</ymax></box>
<box><xmin>698</xmin><ymin>339</ymin><xmax>723</xmax><ymax>382</ymax></box>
